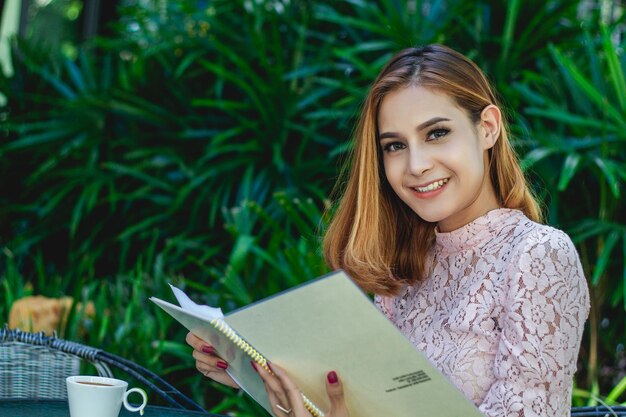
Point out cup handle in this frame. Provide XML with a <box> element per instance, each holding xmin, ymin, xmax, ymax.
<box><xmin>123</xmin><ymin>387</ymin><xmax>148</xmax><ymax>415</ymax></box>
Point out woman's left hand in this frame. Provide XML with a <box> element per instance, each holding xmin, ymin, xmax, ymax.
<box><xmin>252</xmin><ymin>361</ymin><xmax>350</xmax><ymax>417</ymax></box>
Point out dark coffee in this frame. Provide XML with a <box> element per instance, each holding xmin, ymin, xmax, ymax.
<box><xmin>77</xmin><ymin>381</ymin><xmax>113</xmax><ymax>387</ymax></box>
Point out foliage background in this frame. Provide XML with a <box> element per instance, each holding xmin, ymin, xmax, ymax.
<box><xmin>0</xmin><ymin>0</ymin><xmax>625</xmax><ymax>414</ymax></box>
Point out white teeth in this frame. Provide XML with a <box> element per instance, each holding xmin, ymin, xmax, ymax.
<box><xmin>415</xmin><ymin>178</ymin><xmax>448</xmax><ymax>193</ymax></box>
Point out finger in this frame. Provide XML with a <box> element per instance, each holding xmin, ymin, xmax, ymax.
<box><xmin>252</xmin><ymin>362</ymin><xmax>296</xmax><ymax>416</ymax></box>
<box><xmin>267</xmin><ymin>363</ymin><xmax>308</xmax><ymax>416</ymax></box>
<box><xmin>186</xmin><ymin>332</ymin><xmax>216</xmax><ymax>354</ymax></box>
<box><xmin>325</xmin><ymin>371</ymin><xmax>349</xmax><ymax>417</ymax></box>
<box><xmin>195</xmin><ymin>361</ymin><xmax>239</xmax><ymax>388</ymax></box>
<box><xmin>186</xmin><ymin>332</ymin><xmax>225</xmax><ymax>360</ymax></box>
<box><xmin>192</xmin><ymin>349</ymin><xmax>229</xmax><ymax>371</ymax></box>
<box><xmin>185</xmin><ymin>331</ymin><xmax>203</xmax><ymax>349</ymax></box>
<box><xmin>193</xmin><ymin>351</ymin><xmax>239</xmax><ymax>388</ymax></box>
<box><xmin>187</xmin><ymin>333</ymin><xmax>239</xmax><ymax>388</ymax></box>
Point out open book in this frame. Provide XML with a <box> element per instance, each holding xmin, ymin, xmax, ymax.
<box><xmin>150</xmin><ymin>270</ymin><xmax>484</xmax><ymax>417</ymax></box>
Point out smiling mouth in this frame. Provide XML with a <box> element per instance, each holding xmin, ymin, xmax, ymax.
<box><xmin>412</xmin><ymin>178</ymin><xmax>449</xmax><ymax>193</ymax></box>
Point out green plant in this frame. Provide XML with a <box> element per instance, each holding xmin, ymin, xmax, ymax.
<box><xmin>514</xmin><ymin>22</ymin><xmax>626</xmax><ymax>403</ymax></box>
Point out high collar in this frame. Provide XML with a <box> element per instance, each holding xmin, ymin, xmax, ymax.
<box><xmin>434</xmin><ymin>208</ymin><xmax>525</xmax><ymax>254</ymax></box>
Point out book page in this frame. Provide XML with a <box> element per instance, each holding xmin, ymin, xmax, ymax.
<box><xmin>224</xmin><ymin>270</ymin><xmax>484</xmax><ymax>417</ymax></box>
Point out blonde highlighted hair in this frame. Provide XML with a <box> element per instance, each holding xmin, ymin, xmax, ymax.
<box><xmin>323</xmin><ymin>44</ymin><xmax>541</xmax><ymax>296</ymax></box>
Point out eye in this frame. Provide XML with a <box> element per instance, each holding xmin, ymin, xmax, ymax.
<box><xmin>427</xmin><ymin>128</ymin><xmax>450</xmax><ymax>141</ymax></box>
<box><xmin>382</xmin><ymin>142</ymin><xmax>406</xmax><ymax>153</ymax></box>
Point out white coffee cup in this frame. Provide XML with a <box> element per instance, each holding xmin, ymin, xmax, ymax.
<box><xmin>66</xmin><ymin>375</ymin><xmax>148</xmax><ymax>417</ymax></box>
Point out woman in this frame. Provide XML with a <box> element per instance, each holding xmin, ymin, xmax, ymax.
<box><xmin>187</xmin><ymin>44</ymin><xmax>590</xmax><ymax>417</ymax></box>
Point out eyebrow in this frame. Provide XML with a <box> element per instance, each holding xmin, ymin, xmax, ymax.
<box><xmin>378</xmin><ymin>117</ymin><xmax>451</xmax><ymax>141</ymax></box>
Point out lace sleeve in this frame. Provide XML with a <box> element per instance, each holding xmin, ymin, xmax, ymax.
<box><xmin>478</xmin><ymin>228</ymin><xmax>590</xmax><ymax>417</ymax></box>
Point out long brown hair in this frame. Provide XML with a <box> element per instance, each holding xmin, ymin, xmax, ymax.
<box><xmin>323</xmin><ymin>44</ymin><xmax>541</xmax><ymax>296</ymax></box>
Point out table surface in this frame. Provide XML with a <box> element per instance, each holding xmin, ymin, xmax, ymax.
<box><xmin>0</xmin><ymin>399</ymin><xmax>226</xmax><ymax>417</ymax></box>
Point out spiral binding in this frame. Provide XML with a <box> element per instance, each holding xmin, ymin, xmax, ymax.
<box><xmin>210</xmin><ymin>318</ymin><xmax>324</xmax><ymax>417</ymax></box>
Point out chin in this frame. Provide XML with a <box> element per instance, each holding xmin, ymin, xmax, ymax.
<box><xmin>412</xmin><ymin>209</ymin><xmax>445</xmax><ymax>224</ymax></box>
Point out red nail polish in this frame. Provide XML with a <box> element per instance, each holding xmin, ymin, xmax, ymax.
<box><xmin>250</xmin><ymin>361</ymin><xmax>258</xmax><ymax>373</ymax></box>
<box><xmin>327</xmin><ymin>371</ymin><xmax>338</xmax><ymax>384</ymax></box>
<box><xmin>216</xmin><ymin>361</ymin><xmax>228</xmax><ymax>370</ymax></box>
<box><xmin>202</xmin><ymin>346</ymin><xmax>216</xmax><ymax>355</ymax></box>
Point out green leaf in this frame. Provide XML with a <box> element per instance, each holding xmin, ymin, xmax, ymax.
<box><xmin>173</xmin><ymin>50</ymin><xmax>204</xmax><ymax>79</ymax></box>
<box><xmin>198</xmin><ymin>59</ymin><xmax>269</xmax><ymax>124</ymax></box>
<box><xmin>550</xmin><ymin>45</ymin><xmax>624</xmax><ymax>128</ymax></box>
<box><xmin>1</xmin><ymin>128</ymin><xmax>79</xmax><ymax>150</ymax></box>
<box><xmin>605</xmin><ymin>374</ymin><xmax>626</xmax><ymax>404</ymax></box>
<box><xmin>191</xmin><ymin>99</ymin><xmax>249</xmax><ymax>111</ymax></box>
<box><xmin>500</xmin><ymin>0</ymin><xmax>520</xmax><ymax>65</ymax></box>
<box><xmin>283</xmin><ymin>64</ymin><xmax>326</xmax><ymax>81</ymax></box>
<box><xmin>520</xmin><ymin>148</ymin><xmax>556</xmax><ymax>170</ymax></box>
<box><xmin>557</xmin><ymin>153</ymin><xmax>582</xmax><ymax>191</ymax></box>
<box><xmin>592</xmin><ymin>230</ymin><xmax>620</xmax><ymax>285</ymax></box>
<box><xmin>623</xmin><ymin>233</ymin><xmax>626</xmax><ymax>311</ymax></box>
<box><xmin>314</xmin><ymin>7</ymin><xmax>389</xmax><ymax>36</ymax></box>
<box><xmin>601</xmin><ymin>24</ymin><xmax>626</xmax><ymax>113</ymax></box>
<box><xmin>154</xmin><ymin>340</ymin><xmax>192</xmax><ymax>360</ymax></box>
<box><xmin>70</xmin><ymin>192</ymin><xmax>87</xmax><ymax>238</ymax></box>
<box><xmin>525</xmin><ymin>108</ymin><xmax>617</xmax><ymax>132</ymax></box>
<box><xmin>38</xmin><ymin>67</ymin><xmax>77</xmax><ymax>99</ymax></box>
<box><xmin>103</xmin><ymin>162</ymin><xmax>175</xmax><ymax>192</ymax></box>
<box><xmin>592</xmin><ymin>156</ymin><xmax>621</xmax><ymax>198</ymax></box>
<box><xmin>64</xmin><ymin>58</ymin><xmax>86</xmax><ymax>94</ymax></box>
<box><xmin>568</xmin><ymin>219</ymin><xmax>615</xmax><ymax>243</ymax></box>
<box><xmin>116</xmin><ymin>214</ymin><xmax>168</xmax><ymax>240</ymax></box>
<box><xmin>222</xmin><ymin>235</ymin><xmax>256</xmax><ymax>305</ymax></box>
<box><xmin>78</xmin><ymin>50</ymin><xmax>97</xmax><ymax>92</ymax></box>
<box><xmin>512</xmin><ymin>82</ymin><xmax>547</xmax><ymax>107</ymax></box>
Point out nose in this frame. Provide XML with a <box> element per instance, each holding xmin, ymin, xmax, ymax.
<box><xmin>408</xmin><ymin>146</ymin><xmax>433</xmax><ymax>176</ymax></box>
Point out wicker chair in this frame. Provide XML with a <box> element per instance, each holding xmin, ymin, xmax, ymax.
<box><xmin>0</xmin><ymin>326</ymin><xmax>207</xmax><ymax>413</ymax></box>
<box><xmin>571</xmin><ymin>406</ymin><xmax>626</xmax><ymax>416</ymax></box>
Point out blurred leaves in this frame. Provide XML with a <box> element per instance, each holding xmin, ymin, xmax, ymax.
<box><xmin>1</xmin><ymin>0</ymin><xmax>625</xmax><ymax>410</ymax></box>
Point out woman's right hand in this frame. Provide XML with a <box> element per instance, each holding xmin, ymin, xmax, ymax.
<box><xmin>186</xmin><ymin>332</ymin><xmax>240</xmax><ymax>388</ymax></box>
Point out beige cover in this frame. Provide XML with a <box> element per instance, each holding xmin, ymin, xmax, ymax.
<box><xmin>152</xmin><ymin>270</ymin><xmax>484</xmax><ymax>417</ymax></box>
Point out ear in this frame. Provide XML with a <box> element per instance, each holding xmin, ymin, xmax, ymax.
<box><xmin>479</xmin><ymin>105</ymin><xmax>501</xmax><ymax>150</ymax></box>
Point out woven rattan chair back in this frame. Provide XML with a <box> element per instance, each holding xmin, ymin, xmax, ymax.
<box><xmin>0</xmin><ymin>329</ymin><xmax>112</xmax><ymax>399</ymax></box>
<box><xmin>0</xmin><ymin>327</ymin><xmax>207</xmax><ymax>413</ymax></box>
<box><xmin>1</xmin><ymin>341</ymin><xmax>80</xmax><ymax>399</ymax></box>
<box><xmin>572</xmin><ymin>406</ymin><xmax>626</xmax><ymax>416</ymax></box>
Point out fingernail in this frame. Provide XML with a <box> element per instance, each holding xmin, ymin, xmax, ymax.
<box><xmin>202</xmin><ymin>346</ymin><xmax>216</xmax><ymax>355</ymax></box>
<box><xmin>267</xmin><ymin>361</ymin><xmax>274</xmax><ymax>373</ymax></box>
<box><xmin>327</xmin><ymin>371</ymin><xmax>338</xmax><ymax>384</ymax></box>
<box><xmin>216</xmin><ymin>361</ymin><xmax>228</xmax><ymax>370</ymax></box>
<box><xmin>250</xmin><ymin>361</ymin><xmax>258</xmax><ymax>373</ymax></box>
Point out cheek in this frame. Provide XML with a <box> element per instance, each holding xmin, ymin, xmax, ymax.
<box><xmin>445</xmin><ymin>142</ymin><xmax>485</xmax><ymax>175</ymax></box>
<box><xmin>383</xmin><ymin>157</ymin><xmax>403</xmax><ymax>185</ymax></box>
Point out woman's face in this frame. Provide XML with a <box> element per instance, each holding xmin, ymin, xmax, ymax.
<box><xmin>377</xmin><ymin>85</ymin><xmax>500</xmax><ymax>232</ymax></box>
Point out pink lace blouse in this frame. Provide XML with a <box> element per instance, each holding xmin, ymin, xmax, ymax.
<box><xmin>375</xmin><ymin>209</ymin><xmax>590</xmax><ymax>417</ymax></box>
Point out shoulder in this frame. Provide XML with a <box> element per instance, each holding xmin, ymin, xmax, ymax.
<box><xmin>514</xmin><ymin>218</ymin><xmax>581</xmax><ymax>272</ymax></box>
<box><xmin>490</xmin><ymin>210</ymin><xmax>578</xmax><ymax>263</ymax></box>
<box><xmin>507</xmin><ymin>214</ymin><xmax>589</xmax><ymax>309</ymax></box>
<box><xmin>487</xmin><ymin>210</ymin><xmax>580</xmax><ymax>267</ymax></box>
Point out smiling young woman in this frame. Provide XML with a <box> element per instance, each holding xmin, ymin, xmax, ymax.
<box><xmin>321</xmin><ymin>45</ymin><xmax>590</xmax><ymax>416</ymax></box>
<box><xmin>188</xmin><ymin>44</ymin><xmax>590</xmax><ymax>417</ymax></box>
<box><xmin>323</xmin><ymin>45</ymin><xmax>542</xmax><ymax>297</ymax></box>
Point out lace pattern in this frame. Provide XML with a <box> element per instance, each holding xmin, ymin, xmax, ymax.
<box><xmin>375</xmin><ymin>209</ymin><xmax>590</xmax><ymax>417</ymax></box>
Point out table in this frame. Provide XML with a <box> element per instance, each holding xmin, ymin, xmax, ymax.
<box><xmin>0</xmin><ymin>399</ymin><xmax>226</xmax><ymax>416</ymax></box>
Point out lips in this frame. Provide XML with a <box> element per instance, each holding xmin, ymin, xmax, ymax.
<box><xmin>411</xmin><ymin>178</ymin><xmax>449</xmax><ymax>193</ymax></box>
